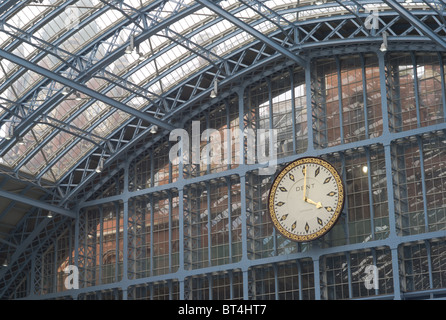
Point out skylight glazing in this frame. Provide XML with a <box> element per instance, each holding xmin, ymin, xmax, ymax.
<box><xmin>0</xmin><ymin>0</ymin><xmax>412</xmax><ymax>185</ymax></box>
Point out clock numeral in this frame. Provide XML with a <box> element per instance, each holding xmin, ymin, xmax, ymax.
<box><xmin>323</xmin><ymin>177</ymin><xmax>332</xmax><ymax>184</ymax></box>
<box><xmin>317</xmin><ymin>217</ymin><xmax>323</xmax><ymax>226</ymax></box>
<box><xmin>276</xmin><ymin>201</ymin><xmax>285</xmax><ymax>207</ymax></box>
<box><xmin>291</xmin><ymin>221</ymin><xmax>297</xmax><ymax>231</ymax></box>
<box><xmin>305</xmin><ymin>222</ymin><xmax>310</xmax><ymax>233</ymax></box>
<box><xmin>325</xmin><ymin>206</ymin><xmax>333</xmax><ymax>212</ymax></box>
<box><xmin>280</xmin><ymin>214</ymin><xmax>288</xmax><ymax>221</ymax></box>
<box><xmin>289</xmin><ymin>173</ymin><xmax>295</xmax><ymax>181</ymax></box>
<box><xmin>327</xmin><ymin>191</ymin><xmax>337</xmax><ymax>197</ymax></box>
<box><xmin>279</xmin><ymin>186</ymin><xmax>287</xmax><ymax>192</ymax></box>
<box><xmin>315</xmin><ymin>167</ymin><xmax>320</xmax><ymax>177</ymax></box>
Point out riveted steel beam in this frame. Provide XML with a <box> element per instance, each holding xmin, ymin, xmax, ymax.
<box><xmin>194</xmin><ymin>0</ymin><xmax>306</xmax><ymax>67</ymax></box>
<box><xmin>0</xmin><ymin>49</ymin><xmax>176</xmax><ymax>133</ymax></box>
<box><xmin>0</xmin><ymin>189</ymin><xmax>75</xmax><ymax>218</ymax></box>
<box><xmin>383</xmin><ymin>0</ymin><xmax>446</xmax><ymax>50</ymax></box>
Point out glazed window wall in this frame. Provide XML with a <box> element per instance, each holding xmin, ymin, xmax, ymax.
<box><xmin>322</xmin><ymin>145</ymin><xmax>389</xmax><ymax>246</ymax></box>
<box><xmin>249</xmin><ymin>259</ymin><xmax>315</xmax><ymax>300</ymax></box>
<box><xmin>77</xmin><ymin>203</ymin><xmax>124</xmax><ymax>288</ymax></box>
<box><xmin>320</xmin><ymin>247</ymin><xmax>394</xmax><ymax>300</ymax></box>
<box><xmin>400</xmin><ymin>239</ymin><xmax>446</xmax><ymax>298</ymax></box>
<box><xmin>27</xmin><ymin>52</ymin><xmax>446</xmax><ymax>300</ymax></box>
<box><xmin>312</xmin><ymin>55</ymin><xmax>383</xmax><ymax>148</ymax></box>
<box><xmin>129</xmin><ymin>281</ymin><xmax>180</xmax><ymax>300</ymax></box>
<box><xmin>387</xmin><ymin>53</ymin><xmax>445</xmax><ymax>132</ymax></box>
<box><xmin>183</xmin><ymin>177</ymin><xmax>242</xmax><ymax>270</ymax></box>
<box><xmin>127</xmin><ymin>192</ymin><xmax>180</xmax><ymax>279</ymax></box>
<box><xmin>392</xmin><ymin>133</ymin><xmax>446</xmax><ymax>236</ymax></box>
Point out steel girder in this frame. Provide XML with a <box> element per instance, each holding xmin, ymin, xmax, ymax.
<box><xmin>0</xmin><ymin>0</ymin><xmax>442</xmax><ymax>224</ymax></box>
<box><xmin>194</xmin><ymin>0</ymin><xmax>307</xmax><ymax>66</ymax></box>
<box><xmin>0</xmin><ymin>0</ymin><xmax>187</xmax><ymax>158</ymax></box>
<box><xmin>28</xmin><ymin>3</ymin><xmax>446</xmax><ymax>200</ymax></box>
<box><xmin>383</xmin><ymin>0</ymin><xmax>446</xmax><ymax>50</ymax></box>
<box><xmin>0</xmin><ymin>214</ymin><xmax>72</xmax><ymax>298</ymax></box>
<box><xmin>0</xmin><ymin>2</ymin><xmax>200</xmax><ymax>220</ymax></box>
<box><xmin>0</xmin><ymin>188</ymin><xmax>75</xmax><ymax>218</ymax></box>
<box><xmin>0</xmin><ymin>1</ymin><xmax>436</xmax><ymax>190</ymax></box>
<box><xmin>1</xmin><ymin>0</ymin><xmax>446</xmax><ymax>299</ymax></box>
<box><xmin>0</xmin><ymin>0</ymin><xmax>213</xmax><ymax>297</ymax></box>
<box><xmin>0</xmin><ymin>49</ymin><xmax>177</xmax><ymax>131</ymax></box>
<box><xmin>0</xmin><ymin>0</ymin><xmax>444</xmax><ymax>193</ymax></box>
<box><xmin>1</xmin><ymin>0</ymin><xmax>288</xmax><ymax>192</ymax></box>
<box><xmin>58</xmin><ymin>2</ymin><xmax>446</xmax><ymax>203</ymax></box>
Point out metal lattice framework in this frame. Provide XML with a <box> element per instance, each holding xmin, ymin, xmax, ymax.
<box><xmin>0</xmin><ymin>0</ymin><xmax>446</xmax><ymax>299</ymax></box>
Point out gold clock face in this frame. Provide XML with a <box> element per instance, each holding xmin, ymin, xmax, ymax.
<box><xmin>268</xmin><ymin>157</ymin><xmax>345</xmax><ymax>242</ymax></box>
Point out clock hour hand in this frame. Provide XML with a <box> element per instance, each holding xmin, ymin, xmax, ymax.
<box><xmin>305</xmin><ymin>198</ymin><xmax>323</xmax><ymax>209</ymax></box>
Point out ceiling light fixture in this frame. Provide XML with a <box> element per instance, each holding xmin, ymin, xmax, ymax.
<box><xmin>126</xmin><ymin>35</ymin><xmax>135</xmax><ymax>54</ymax></box>
<box><xmin>2</xmin><ymin>253</ymin><xmax>9</xmax><ymax>267</ymax></box>
<box><xmin>62</xmin><ymin>87</ymin><xmax>70</xmax><ymax>95</ymax></box>
<box><xmin>17</xmin><ymin>136</ymin><xmax>25</xmax><ymax>145</ymax></box>
<box><xmin>380</xmin><ymin>31</ymin><xmax>388</xmax><ymax>52</ymax></box>
<box><xmin>4</xmin><ymin>125</ymin><xmax>12</xmax><ymax>140</ymax></box>
<box><xmin>136</xmin><ymin>46</ymin><xmax>144</xmax><ymax>61</ymax></box>
<box><xmin>150</xmin><ymin>125</ymin><xmax>158</xmax><ymax>134</ymax></box>
<box><xmin>210</xmin><ymin>78</ymin><xmax>218</xmax><ymax>98</ymax></box>
<box><xmin>95</xmin><ymin>157</ymin><xmax>104</xmax><ymax>173</ymax></box>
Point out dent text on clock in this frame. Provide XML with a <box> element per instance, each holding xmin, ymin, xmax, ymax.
<box><xmin>295</xmin><ymin>183</ymin><xmax>315</xmax><ymax>191</ymax></box>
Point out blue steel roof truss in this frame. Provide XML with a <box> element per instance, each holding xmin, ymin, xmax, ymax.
<box><xmin>0</xmin><ymin>0</ymin><xmax>442</xmax><ymax>208</ymax></box>
<box><xmin>1</xmin><ymin>0</ymin><xmax>446</xmax><ymax>298</ymax></box>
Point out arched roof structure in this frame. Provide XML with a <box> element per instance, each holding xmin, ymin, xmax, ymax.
<box><xmin>0</xmin><ymin>0</ymin><xmax>446</xmax><ymax>298</ymax></box>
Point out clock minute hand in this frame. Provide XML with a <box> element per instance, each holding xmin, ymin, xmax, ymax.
<box><xmin>305</xmin><ymin>198</ymin><xmax>323</xmax><ymax>209</ymax></box>
<box><xmin>303</xmin><ymin>165</ymin><xmax>307</xmax><ymax>201</ymax></box>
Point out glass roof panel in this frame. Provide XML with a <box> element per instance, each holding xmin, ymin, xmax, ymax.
<box><xmin>2</xmin><ymin>130</ymin><xmax>37</xmax><ymax>167</ymax></box>
<box><xmin>7</xmin><ymin>3</ymin><xmax>47</xmax><ymax>30</ymax></box>
<box><xmin>1</xmin><ymin>0</ymin><xmax>324</xmax><ymax>184</ymax></box>
<box><xmin>21</xmin><ymin>149</ymin><xmax>47</xmax><ymax>176</ymax></box>
<box><xmin>42</xmin><ymin>140</ymin><xmax>95</xmax><ymax>181</ymax></box>
<box><xmin>92</xmin><ymin>110</ymin><xmax>130</xmax><ymax>138</ymax></box>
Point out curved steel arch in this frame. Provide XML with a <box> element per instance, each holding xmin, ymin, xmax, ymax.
<box><xmin>13</xmin><ymin>2</ymin><xmax>242</xmax><ymax>180</ymax></box>
<box><xmin>1</xmin><ymin>0</ymin><xmax>289</xmax><ymax>188</ymax></box>
<box><xmin>0</xmin><ymin>1</ymin><xmax>444</xmax><ymax>207</ymax></box>
<box><xmin>55</xmin><ymin>5</ymin><xmax>446</xmax><ymax>202</ymax></box>
<box><xmin>2</xmin><ymin>0</ymin><xmax>445</xmax><ymax>189</ymax></box>
<box><xmin>0</xmin><ymin>0</ymin><xmax>182</xmax><ymax>156</ymax></box>
<box><xmin>2</xmin><ymin>0</ymin><xmax>446</xmax><ymax>298</ymax></box>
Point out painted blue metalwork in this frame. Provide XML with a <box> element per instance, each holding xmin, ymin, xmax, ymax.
<box><xmin>0</xmin><ymin>1</ymin><xmax>109</xmax><ymax>122</ymax></box>
<box><xmin>0</xmin><ymin>189</ymin><xmax>74</xmax><ymax>218</ymax></box>
<box><xmin>1</xmin><ymin>0</ymin><xmax>446</xmax><ymax>300</ymax></box>
<box><xmin>0</xmin><ymin>49</ymin><xmax>176</xmax><ymax>131</ymax></box>
<box><xmin>383</xmin><ymin>0</ymin><xmax>446</xmax><ymax>50</ymax></box>
<box><xmin>195</xmin><ymin>0</ymin><xmax>306</xmax><ymax>66</ymax></box>
<box><xmin>0</xmin><ymin>1</ymin><xmax>440</xmax><ymax>195</ymax></box>
<box><xmin>0</xmin><ymin>0</ymin><xmax>194</xmax><ymax>162</ymax></box>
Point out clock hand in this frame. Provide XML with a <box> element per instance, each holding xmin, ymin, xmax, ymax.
<box><xmin>305</xmin><ymin>198</ymin><xmax>323</xmax><ymax>209</ymax></box>
<box><xmin>303</xmin><ymin>165</ymin><xmax>307</xmax><ymax>201</ymax></box>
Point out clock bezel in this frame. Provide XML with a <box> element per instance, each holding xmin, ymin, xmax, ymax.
<box><xmin>268</xmin><ymin>156</ymin><xmax>345</xmax><ymax>242</ymax></box>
